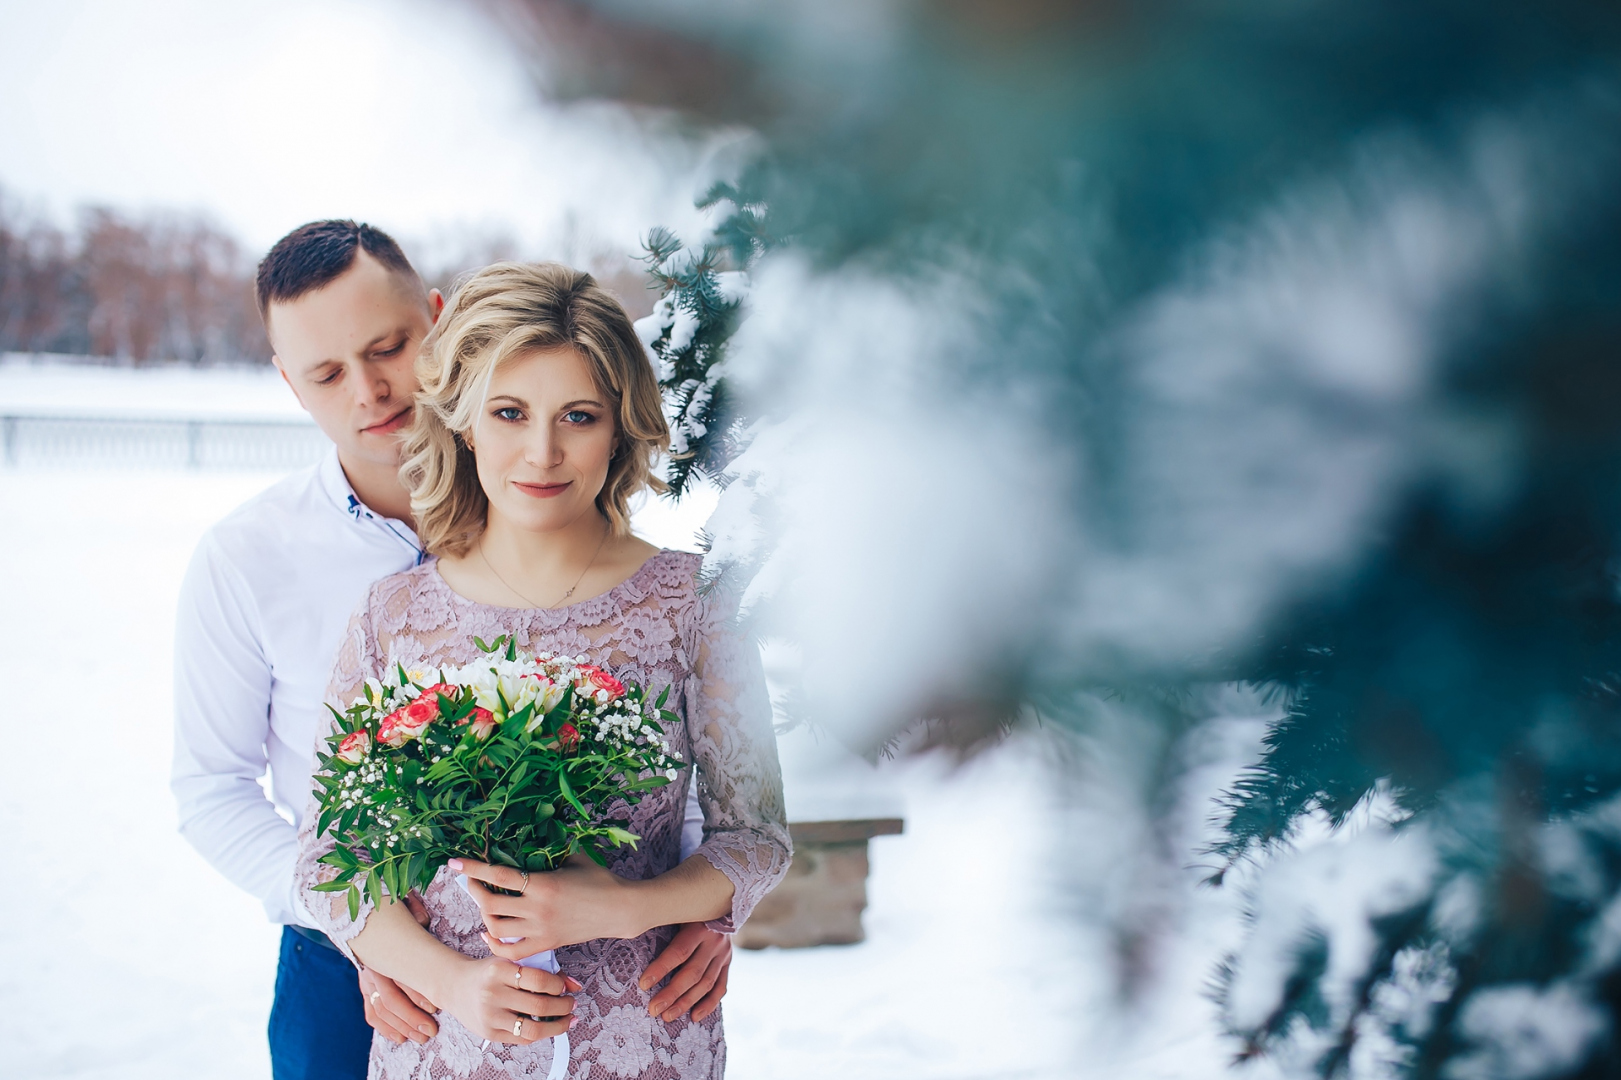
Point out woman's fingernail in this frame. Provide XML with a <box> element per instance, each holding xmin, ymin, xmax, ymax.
<box><xmin>418</xmin><ymin>1024</ymin><xmax>434</xmax><ymax>1035</ymax></box>
<box><xmin>564</xmin><ymin>976</ymin><xmax>583</xmax><ymax>993</ymax></box>
<box><xmin>569</xmin><ymin>1015</ymin><xmax>580</xmax><ymax>1030</ymax></box>
<box><xmin>447</xmin><ymin>858</ymin><xmax>464</xmax><ymax>871</ymax></box>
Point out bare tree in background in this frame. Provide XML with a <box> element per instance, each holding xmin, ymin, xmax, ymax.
<box><xmin>0</xmin><ymin>182</ymin><xmax>655</xmax><ymax>365</ymax></box>
<box><xmin>0</xmin><ymin>189</ymin><xmax>264</xmax><ymax>365</ymax></box>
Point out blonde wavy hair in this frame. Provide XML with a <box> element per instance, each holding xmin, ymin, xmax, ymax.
<box><xmin>401</xmin><ymin>261</ymin><xmax>669</xmax><ymax>557</ymax></box>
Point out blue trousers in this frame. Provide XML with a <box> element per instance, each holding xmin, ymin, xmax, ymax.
<box><xmin>268</xmin><ymin>926</ymin><xmax>373</xmax><ymax>1080</ymax></box>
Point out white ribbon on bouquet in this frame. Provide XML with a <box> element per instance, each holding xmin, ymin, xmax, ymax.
<box><xmin>457</xmin><ymin>875</ymin><xmax>568</xmax><ymax>1080</ymax></box>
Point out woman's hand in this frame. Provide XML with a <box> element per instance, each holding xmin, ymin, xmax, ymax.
<box><xmin>451</xmin><ymin>851</ymin><xmax>737</xmax><ymax>959</ymax></box>
<box><xmin>346</xmin><ymin>887</ymin><xmax>577</xmax><ymax>1046</ymax></box>
<box><xmin>452</xmin><ymin>854</ymin><xmax>642</xmax><ymax>954</ymax></box>
<box><xmin>433</xmin><ymin>956</ymin><xmax>583</xmax><ymax>1046</ymax></box>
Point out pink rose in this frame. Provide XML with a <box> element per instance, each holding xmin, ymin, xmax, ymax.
<box><xmin>336</xmin><ymin>730</ymin><xmax>369</xmax><ymax>764</ymax></box>
<box><xmin>557</xmin><ymin>722</ymin><xmax>581</xmax><ymax>754</ymax></box>
<box><xmin>420</xmin><ymin>683</ymin><xmax>457</xmax><ymax>706</ymax></box>
<box><xmin>457</xmin><ymin>706</ymin><xmax>497</xmax><ymax>740</ymax></box>
<box><xmin>392</xmin><ymin>690</ymin><xmax>446</xmax><ymax>739</ymax></box>
<box><xmin>376</xmin><ymin>708</ymin><xmax>409</xmax><ymax>747</ymax></box>
<box><xmin>575</xmin><ymin>665</ymin><xmax>625</xmax><ymax>700</ymax></box>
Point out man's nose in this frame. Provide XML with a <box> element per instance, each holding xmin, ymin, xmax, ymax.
<box><xmin>355</xmin><ymin>364</ymin><xmax>392</xmax><ymax>406</ymax></box>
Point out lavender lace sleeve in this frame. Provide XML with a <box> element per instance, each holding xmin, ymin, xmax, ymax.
<box><xmin>684</xmin><ymin>586</ymin><xmax>792</xmax><ymax>933</ymax></box>
<box><xmin>292</xmin><ymin>597</ymin><xmax>382</xmax><ymax>964</ymax></box>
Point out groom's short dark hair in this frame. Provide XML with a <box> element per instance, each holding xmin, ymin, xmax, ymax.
<box><xmin>255</xmin><ymin>219</ymin><xmax>422</xmax><ymax>321</ymax></box>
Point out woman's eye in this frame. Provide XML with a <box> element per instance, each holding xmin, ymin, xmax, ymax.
<box><xmin>563</xmin><ymin>410</ymin><xmax>595</xmax><ymax>425</ymax></box>
<box><xmin>376</xmin><ymin>342</ymin><xmax>405</xmax><ymax>358</ymax></box>
<box><xmin>494</xmin><ymin>407</ymin><xmax>524</xmax><ymax>422</ymax></box>
<box><xmin>316</xmin><ymin>370</ymin><xmax>341</xmax><ymax>385</ymax></box>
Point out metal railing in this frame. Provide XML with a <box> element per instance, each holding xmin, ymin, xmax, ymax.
<box><xmin>0</xmin><ymin>414</ymin><xmax>328</xmax><ymax>471</ymax></box>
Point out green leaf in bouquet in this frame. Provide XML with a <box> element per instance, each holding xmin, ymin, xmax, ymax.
<box><xmin>602</xmin><ymin>826</ymin><xmax>640</xmax><ymax>849</ymax></box>
<box><xmin>654</xmin><ymin>684</ymin><xmax>670</xmax><ymax>710</ymax></box>
<box><xmin>534</xmin><ymin>801</ymin><xmax>556</xmax><ymax>821</ymax></box>
<box><xmin>577</xmin><ymin>840</ymin><xmax>610</xmax><ymax>868</ymax></box>
<box><xmin>347</xmin><ymin>883</ymin><xmax>361</xmax><ymax>922</ymax></box>
<box><xmin>490</xmin><ymin>839</ymin><xmax>521</xmax><ymax>869</ymax></box>
<box><xmin>424</xmin><ymin>756</ymin><xmax>464</xmax><ymax>783</ymax></box>
<box><xmin>557</xmin><ymin>769</ymin><xmax>587</xmax><ymax>817</ymax></box>
<box><xmin>511</xmin><ymin>702</ymin><xmax>535</xmax><ymax>732</ymax></box>
<box><xmin>312</xmin><ymin>849</ymin><xmax>352</xmax><ymax>878</ymax></box>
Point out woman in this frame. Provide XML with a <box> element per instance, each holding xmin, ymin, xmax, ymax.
<box><xmin>294</xmin><ymin>262</ymin><xmax>791</xmax><ymax>1079</ymax></box>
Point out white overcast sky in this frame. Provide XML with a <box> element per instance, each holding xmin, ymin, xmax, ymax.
<box><xmin>0</xmin><ymin>0</ymin><xmax>727</xmax><ymax>262</ymax></box>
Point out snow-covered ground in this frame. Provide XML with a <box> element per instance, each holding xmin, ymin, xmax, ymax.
<box><xmin>0</xmin><ymin>355</ymin><xmax>309</xmax><ymax>422</ymax></box>
<box><xmin>0</xmin><ymin>365</ymin><xmax>1268</xmax><ymax>1079</ymax></box>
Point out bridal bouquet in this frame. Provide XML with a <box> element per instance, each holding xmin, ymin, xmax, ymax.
<box><xmin>311</xmin><ymin>635</ymin><xmax>685</xmax><ymax>921</ymax></box>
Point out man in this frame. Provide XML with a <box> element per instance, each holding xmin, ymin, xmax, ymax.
<box><xmin>172</xmin><ymin>220</ymin><xmax>732</xmax><ymax>1080</ymax></box>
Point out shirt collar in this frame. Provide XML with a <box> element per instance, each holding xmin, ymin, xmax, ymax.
<box><xmin>316</xmin><ymin>445</ymin><xmax>425</xmax><ymax>557</ymax></box>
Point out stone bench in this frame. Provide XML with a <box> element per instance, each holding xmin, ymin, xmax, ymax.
<box><xmin>735</xmin><ymin>818</ymin><xmax>904</xmax><ymax>949</ymax></box>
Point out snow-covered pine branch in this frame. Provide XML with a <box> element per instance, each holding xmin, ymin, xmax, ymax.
<box><xmin>634</xmin><ymin>200</ymin><xmax>760</xmax><ymax>498</ymax></box>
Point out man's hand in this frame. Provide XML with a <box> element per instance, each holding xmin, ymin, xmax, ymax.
<box><xmin>639</xmin><ymin>923</ymin><xmax>732</xmax><ymax>1023</ymax></box>
<box><xmin>359</xmin><ymin>967</ymin><xmax>439</xmax><ymax>1045</ymax></box>
<box><xmin>359</xmin><ymin>892</ymin><xmax>440</xmax><ymax>1045</ymax></box>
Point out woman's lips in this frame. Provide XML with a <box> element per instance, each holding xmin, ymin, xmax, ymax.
<box><xmin>515</xmin><ymin>481</ymin><xmax>572</xmax><ymax>499</ymax></box>
<box><xmin>363</xmin><ymin>406</ymin><xmax>413</xmax><ymax>435</ymax></box>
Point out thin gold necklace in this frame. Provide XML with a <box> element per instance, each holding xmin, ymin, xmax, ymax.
<box><xmin>478</xmin><ymin>524</ymin><xmax>610</xmax><ymax>609</ymax></box>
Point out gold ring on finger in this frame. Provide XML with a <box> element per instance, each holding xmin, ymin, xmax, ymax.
<box><xmin>514</xmin><ymin>967</ymin><xmax>523</xmax><ymax>986</ymax></box>
<box><xmin>370</xmin><ymin>990</ymin><xmax>381</xmax><ymax>1006</ymax></box>
<box><xmin>519</xmin><ymin>870</ymin><xmax>530</xmax><ymax>893</ymax></box>
<box><xmin>513</xmin><ymin>1018</ymin><xmax>522</xmax><ymax>1037</ymax></box>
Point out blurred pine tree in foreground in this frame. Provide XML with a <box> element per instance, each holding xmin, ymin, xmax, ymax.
<box><xmin>497</xmin><ymin>2</ymin><xmax>1621</xmax><ymax>1075</ymax></box>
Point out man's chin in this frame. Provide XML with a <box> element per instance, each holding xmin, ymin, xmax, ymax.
<box><xmin>338</xmin><ymin>436</ymin><xmax>408</xmax><ymax>472</ymax></box>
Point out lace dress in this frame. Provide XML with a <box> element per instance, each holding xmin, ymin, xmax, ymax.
<box><xmin>294</xmin><ymin>550</ymin><xmax>792</xmax><ymax>1079</ymax></box>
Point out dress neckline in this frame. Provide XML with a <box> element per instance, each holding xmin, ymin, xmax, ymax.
<box><xmin>426</xmin><ymin>548</ymin><xmax>679</xmax><ymax>620</ymax></box>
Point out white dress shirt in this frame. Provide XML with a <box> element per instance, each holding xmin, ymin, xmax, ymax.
<box><xmin>172</xmin><ymin>446</ymin><xmax>702</xmax><ymax>926</ymax></box>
